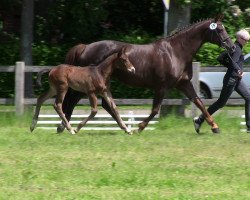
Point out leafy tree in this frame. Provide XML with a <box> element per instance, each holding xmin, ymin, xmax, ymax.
<box><xmin>102</xmin><ymin>0</ymin><xmax>163</xmax><ymax>35</ymax></box>
<box><xmin>34</xmin><ymin>0</ymin><xmax>108</xmax><ymax>44</ymax></box>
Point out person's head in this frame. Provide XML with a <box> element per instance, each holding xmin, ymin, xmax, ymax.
<box><xmin>236</xmin><ymin>29</ymin><xmax>250</xmax><ymax>46</ymax></box>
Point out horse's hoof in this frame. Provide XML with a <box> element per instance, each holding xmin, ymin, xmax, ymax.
<box><xmin>193</xmin><ymin>117</ymin><xmax>201</xmax><ymax>134</ymax></box>
<box><xmin>138</xmin><ymin>129</ymin><xmax>143</xmax><ymax>133</ymax></box>
<box><xmin>126</xmin><ymin>130</ymin><xmax>133</xmax><ymax>135</ymax></box>
<box><xmin>138</xmin><ymin>122</ymin><xmax>146</xmax><ymax>133</ymax></box>
<box><xmin>30</xmin><ymin>120</ymin><xmax>37</xmax><ymax>132</ymax></box>
<box><xmin>57</xmin><ymin>124</ymin><xmax>65</xmax><ymax>133</ymax></box>
<box><xmin>70</xmin><ymin>129</ymin><xmax>76</xmax><ymax>135</ymax></box>
<box><xmin>30</xmin><ymin>126</ymin><xmax>34</xmax><ymax>132</ymax></box>
<box><xmin>74</xmin><ymin>129</ymin><xmax>79</xmax><ymax>134</ymax></box>
<box><xmin>212</xmin><ymin>128</ymin><xmax>220</xmax><ymax>134</ymax></box>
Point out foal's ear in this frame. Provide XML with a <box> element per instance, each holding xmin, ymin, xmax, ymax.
<box><xmin>118</xmin><ymin>47</ymin><xmax>127</xmax><ymax>59</ymax></box>
<box><xmin>214</xmin><ymin>14</ymin><xmax>224</xmax><ymax>22</ymax></box>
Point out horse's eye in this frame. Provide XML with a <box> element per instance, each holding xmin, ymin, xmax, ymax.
<box><xmin>217</xmin><ymin>29</ymin><xmax>223</xmax><ymax>33</ymax></box>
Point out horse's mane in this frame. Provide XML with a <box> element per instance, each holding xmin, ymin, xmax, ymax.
<box><xmin>158</xmin><ymin>18</ymin><xmax>213</xmax><ymax>42</ymax></box>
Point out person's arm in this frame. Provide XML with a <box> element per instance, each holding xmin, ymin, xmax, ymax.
<box><xmin>229</xmin><ymin>48</ymin><xmax>242</xmax><ymax>75</ymax></box>
<box><xmin>217</xmin><ymin>51</ymin><xmax>229</xmax><ymax>66</ymax></box>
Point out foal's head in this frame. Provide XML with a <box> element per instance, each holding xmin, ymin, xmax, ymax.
<box><xmin>116</xmin><ymin>47</ymin><xmax>135</xmax><ymax>73</ymax></box>
<box><xmin>204</xmin><ymin>14</ymin><xmax>235</xmax><ymax>52</ymax></box>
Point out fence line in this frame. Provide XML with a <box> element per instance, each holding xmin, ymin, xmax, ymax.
<box><xmin>0</xmin><ymin>62</ymin><xmax>246</xmax><ymax>116</ymax></box>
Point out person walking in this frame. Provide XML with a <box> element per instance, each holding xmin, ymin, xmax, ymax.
<box><xmin>193</xmin><ymin>29</ymin><xmax>250</xmax><ymax>133</ymax></box>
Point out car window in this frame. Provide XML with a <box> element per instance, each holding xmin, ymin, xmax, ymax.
<box><xmin>244</xmin><ymin>53</ymin><xmax>250</xmax><ymax>66</ymax></box>
<box><xmin>244</xmin><ymin>57</ymin><xmax>250</xmax><ymax>65</ymax></box>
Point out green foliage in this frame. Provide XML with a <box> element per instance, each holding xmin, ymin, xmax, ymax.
<box><xmin>110</xmin><ymin>80</ymin><xmax>154</xmax><ymax>99</ymax></box>
<box><xmin>0</xmin><ymin>33</ymin><xmax>20</xmax><ymax>65</ymax></box>
<box><xmin>195</xmin><ymin>44</ymin><xmax>223</xmax><ymax>66</ymax></box>
<box><xmin>101</xmin><ymin>29</ymin><xmax>155</xmax><ymax>44</ymax></box>
<box><xmin>34</xmin><ymin>0</ymin><xmax>108</xmax><ymax>43</ymax></box>
<box><xmin>32</xmin><ymin>42</ymin><xmax>68</xmax><ymax>65</ymax></box>
<box><xmin>102</xmin><ymin>0</ymin><xmax>164</xmax><ymax>35</ymax></box>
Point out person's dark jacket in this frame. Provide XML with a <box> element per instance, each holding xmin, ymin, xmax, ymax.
<box><xmin>217</xmin><ymin>41</ymin><xmax>244</xmax><ymax>78</ymax></box>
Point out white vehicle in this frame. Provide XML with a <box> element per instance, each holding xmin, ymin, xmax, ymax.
<box><xmin>199</xmin><ymin>53</ymin><xmax>250</xmax><ymax>99</ymax></box>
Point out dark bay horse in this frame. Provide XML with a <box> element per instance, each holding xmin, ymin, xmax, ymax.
<box><xmin>30</xmin><ymin>49</ymin><xmax>135</xmax><ymax>134</ymax></box>
<box><xmin>61</xmin><ymin>15</ymin><xmax>235</xmax><ymax>133</ymax></box>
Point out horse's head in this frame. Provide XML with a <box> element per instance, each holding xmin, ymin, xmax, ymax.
<box><xmin>117</xmin><ymin>47</ymin><xmax>135</xmax><ymax>73</ymax></box>
<box><xmin>206</xmin><ymin>14</ymin><xmax>235</xmax><ymax>52</ymax></box>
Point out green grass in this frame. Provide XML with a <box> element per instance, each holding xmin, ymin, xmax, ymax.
<box><xmin>0</xmin><ymin>112</ymin><xmax>249</xmax><ymax>200</ymax></box>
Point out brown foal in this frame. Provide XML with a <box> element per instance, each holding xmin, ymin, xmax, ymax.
<box><xmin>30</xmin><ymin>49</ymin><xmax>135</xmax><ymax>134</ymax></box>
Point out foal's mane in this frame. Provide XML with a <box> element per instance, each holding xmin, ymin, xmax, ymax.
<box><xmin>158</xmin><ymin>18</ymin><xmax>213</xmax><ymax>42</ymax></box>
<box><xmin>97</xmin><ymin>53</ymin><xmax>117</xmax><ymax>69</ymax></box>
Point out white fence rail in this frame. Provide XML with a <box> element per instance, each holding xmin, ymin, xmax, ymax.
<box><xmin>37</xmin><ymin>111</ymin><xmax>159</xmax><ymax>131</ymax></box>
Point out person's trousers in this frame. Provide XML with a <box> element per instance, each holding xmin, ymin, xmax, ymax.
<box><xmin>199</xmin><ymin>75</ymin><xmax>250</xmax><ymax>128</ymax></box>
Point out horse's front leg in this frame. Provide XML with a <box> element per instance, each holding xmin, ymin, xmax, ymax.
<box><xmin>74</xmin><ymin>93</ymin><xmax>98</xmax><ymax>133</ymax></box>
<box><xmin>103</xmin><ymin>91</ymin><xmax>132</xmax><ymax>135</ymax></box>
<box><xmin>176</xmin><ymin>80</ymin><xmax>219</xmax><ymax>133</ymax></box>
<box><xmin>138</xmin><ymin>87</ymin><xmax>165</xmax><ymax>132</ymax></box>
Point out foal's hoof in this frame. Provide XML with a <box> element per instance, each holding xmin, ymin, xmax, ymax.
<box><xmin>126</xmin><ymin>130</ymin><xmax>133</xmax><ymax>135</ymax></box>
<box><xmin>57</xmin><ymin>124</ymin><xmax>65</xmax><ymax>133</ymax></box>
<box><xmin>211</xmin><ymin>128</ymin><xmax>220</xmax><ymax>134</ymax></box>
<box><xmin>30</xmin><ymin>126</ymin><xmax>34</xmax><ymax>133</ymax></box>
<box><xmin>30</xmin><ymin>120</ymin><xmax>37</xmax><ymax>132</ymax></box>
<box><xmin>70</xmin><ymin>129</ymin><xmax>77</xmax><ymax>135</ymax></box>
<box><xmin>74</xmin><ymin>129</ymin><xmax>79</xmax><ymax>134</ymax></box>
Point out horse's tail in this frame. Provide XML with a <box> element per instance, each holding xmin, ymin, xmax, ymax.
<box><xmin>65</xmin><ymin>44</ymin><xmax>86</xmax><ymax>65</ymax></box>
<box><xmin>36</xmin><ymin>68</ymin><xmax>51</xmax><ymax>87</ymax></box>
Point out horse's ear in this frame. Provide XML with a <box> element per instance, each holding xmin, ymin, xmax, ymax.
<box><xmin>214</xmin><ymin>14</ymin><xmax>224</xmax><ymax>22</ymax></box>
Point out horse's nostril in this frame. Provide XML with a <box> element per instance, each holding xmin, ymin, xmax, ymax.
<box><xmin>130</xmin><ymin>67</ymin><xmax>135</xmax><ymax>73</ymax></box>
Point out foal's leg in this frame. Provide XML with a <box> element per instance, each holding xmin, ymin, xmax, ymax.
<box><xmin>176</xmin><ymin>80</ymin><xmax>219</xmax><ymax>133</ymax></box>
<box><xmin>57</xmin><ymin>89</ymin><xmax>84</xmax><ymax>133</ymax></box>
<box><xmin>30</xmin><ymin>89</ymin><xmax>55</xmax><ymax>132</ymax></box>
<box><xmin>138</xmin><ymin>87</ymin><xmax>165</xmax><ymax>132</ymax></box>
<box><xmin>54</xmin><ymin>89</ymin><xmax>75</xmax><ymax>135</ymax></box>
<box><xmin>101</xmin><ymin>87</ymin><xmax>121</xmax><ymax>125</ymax></box>
<box><xmin>103</xmin><ymin>91</ymin><xmax>132</xmax><ymax>134</ymax></box>
<box><xmin>74</xmin><ymin>93</ymin><xmax>98</xmax><ymax>133</ymax></box>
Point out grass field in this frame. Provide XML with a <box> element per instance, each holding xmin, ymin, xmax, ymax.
<box><xmin>0</xmin><ymin>111</ymin><xmax>249</xmax><ymax>200</ymax></box>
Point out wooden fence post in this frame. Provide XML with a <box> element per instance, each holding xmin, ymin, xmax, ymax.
<box><xmin>191</xmin><ymin>62</ymin><xmax>200</xmax><ymax>117</ymax></box>
<box><xmin>15</xmin><ymin>61</ymin><xmax>25</xmax><ymax>115</ymax></box>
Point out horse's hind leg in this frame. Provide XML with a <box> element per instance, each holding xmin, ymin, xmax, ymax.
<box><xmin>54</xmin><ymin>89</ymin><xmax>75</xmax><ymax>135</ymax></box>
<box><xmin>58</xmin><ymin>89</ymin><xmax>84</xmax><ymax>133</ymax></box>
<box><xmin>74</xmin><ymin>93</ymin><xmax>98</xmax><ymax>133</ymax></box>
<box><xmin>176</xmin><ymin>80</ymin><xmax>219</xmax><ymax>133</ymax></box>
<box><xmin>103</xmin><ymin>91</ymin><xmax>132</xmax><ymax>134</ymax></box>
<box><xmin>30</xmin><ymin>89</ymin><xmax>55</xmax><ymax>132</ymax></box>
<box><xmin>138</xmin><ymin>87</ymin><xmax>165</xmax><ymax>132</ymax></box>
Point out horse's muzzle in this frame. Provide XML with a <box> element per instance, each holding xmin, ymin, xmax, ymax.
<box><xmin>129</xmin><ymin>67</ymin><xmax>136</xmax><ymax>73</ymax></box>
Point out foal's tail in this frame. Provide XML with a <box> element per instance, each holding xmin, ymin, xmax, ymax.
<box><xmin>65</xmin><ymin>43</ymin><xmax>86</xmax><ymax>65</ymax></box>
<box><xmin>36</xmin><ymin>68</ymin><xmax>51</xmax><ymax>87</ymax></box>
